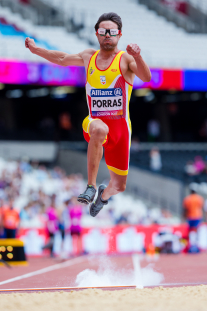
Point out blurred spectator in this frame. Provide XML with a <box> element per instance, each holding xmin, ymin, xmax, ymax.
<box><xmin>57</xmin><ymin>196</ymin><xmax>71</xmax><ymax>259</ymax></box>
<box><xmin>183</xmin><ymin>188</ymin><xmax>204</xmax><ymax>253</ymax></box>
<box><xmin>161</xmin><ymin>0</ymin><xmax>188</xmax><ymax>15</ymax></box>
<box><xmin>155</xmin><ymin>228</ymin><xmax>181</xmax><ymax>254</ymax></box>
<box><xmin>2</xmin><ymin>199</ymin><xmax>20</xmax><ymax>238</ymax></box>
<box><xmin>19</xmin><ymin>157</ymin><xmax>32</xmax><ymax>173</ymax></box>
<box><xmin>184</xmin><ymin>161</ymin><xmax>196</xmax><ymax>176</ymax></box>
<box><xmin>69</xmin><ymin>196</ymin><xmax>83</xmax><ymax>256</ymax></box>
<box><xmin>149</xmin><ymin>147</ymin><xmax>162</xmax><ymax>171</ymax></box>
<box><xmin>116</xmin><ymin>212</ymin><xmax>129</xmax><ymax>225</ymax></box>
<box><xmin>59</xmin><ymin>112</ymin><xmax>73</xmax><ymax>140</ymax></box>
<box><xmin>194</xmin><ymin>156</ymin><xmax>205</xmax><ymax>174</ymax></box>
<box><xmin>147</xmin><ymin>119</ymin><xmax>160</xmax><ymax>142</ymax></box>
<box><xmin>20</xmin><ymin>205</ymin><xmax>30</xmax><ymax>220</ymax></box>
<box><xmin>59</xmin><ymin>112</ymin><xmax>72</xmax><ymax>131</ymax></box>
<box><xmin>108</xmin><ymin>207</ymin><xmax>116</xmax><ymax>224</ymax></box>
<box><xmin>161</xmin><ymin>209</ymin><xmax>173</xmax><ymax>220</ymax></box>
<box><xmin>183</xmin><ymin>189</ymin><xmax>204</xmax><ymax>231</ymax></box>
<box><xmin>43</xmin><ymin>195</ymin><xmax>59</xmax><ymax>257</ymax></box>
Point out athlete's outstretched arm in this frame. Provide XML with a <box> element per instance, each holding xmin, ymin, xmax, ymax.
<box><xmin>126</xmin><ymin>44</ymin><xmax>151</xmax><ymax>82</ymax></box>
<box><xmin>25</xmin><ymin>37</ymin><xmax>84</xmax><ymax>66</ymax></box>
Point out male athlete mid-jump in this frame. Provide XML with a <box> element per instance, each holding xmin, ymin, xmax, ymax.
<box><xmin>25</xmin><ymin>12</ymin><xmax>151</xmax><ymax>217</ymax></box>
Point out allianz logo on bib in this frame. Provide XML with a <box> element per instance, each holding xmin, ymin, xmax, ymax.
<box><xmin>91</xmin><ymin>88</ymin><xmax>122</xmax><ymax>97</ymax></box>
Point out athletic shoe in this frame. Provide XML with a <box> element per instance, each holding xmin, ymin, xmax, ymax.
<box><xmin>89</xmin><ymin>184</ymin><xmax>108</xmax><ymax>217</ymax></box>
<box><xmin>77</xmin><ymin>184</ymin><xmax>96</xmax><ymax>204</ymax></box>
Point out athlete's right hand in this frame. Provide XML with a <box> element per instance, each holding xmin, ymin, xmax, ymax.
<box><xmin>25</xmin><ymin>37</ymin><xmax>37</xmax><ymax>53</ymax></box>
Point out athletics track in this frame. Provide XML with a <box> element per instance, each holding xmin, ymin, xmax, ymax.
<box><xmin>0</xmin><ymin>253</ymin><xmax>207</xmax><ymax>293</ymax></box>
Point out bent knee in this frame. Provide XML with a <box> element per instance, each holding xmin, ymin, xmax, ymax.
<box><xmin>90</xmin><ymin>123</ymin><xmax>108</xmax><ymax>140</ymax></box>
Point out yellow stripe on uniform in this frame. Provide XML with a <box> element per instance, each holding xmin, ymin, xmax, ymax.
<box><xmin>82</xmin><ymin>116</ymin><xmax>107</xmax><ymax>144</ymax></box>
<box><xmin>107</xmin><ymin>165</ymin><xmax>128</xmax><ymax>176</ymax></box>
<box><xmin>82</xmin><ymin>116</ymin><xmax>98</xmax><ymax>135</ymax></box>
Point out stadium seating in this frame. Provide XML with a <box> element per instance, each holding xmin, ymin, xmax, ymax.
<box><xmin>0</xmin><ymin>156</ymin><xmax>178</xmax><ymax>229</ymax></box>
<box><xmin>0</xmin><ymin>5</ymin><xmax>91</xmax><ymax>62</ymax></box>
<box><xmin>25</xmin><ymin>0</ymin><xmax>207</xmax><ymax>68</ymax></box>
<box><xmin>1</xmin><ymin>0</ymin><xmax>207</xmax><ymax>67</ymax></box>
<box><xmin>130</xmin><ymin>149</ymin><xmax>207</xmax><ymax>181</ymax></box>
<box><xmin>188</xmin><ymin>0</ymin><xmax>207</xmax><ymax>14</ymax></box>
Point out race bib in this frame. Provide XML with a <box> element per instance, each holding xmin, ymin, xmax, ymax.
<box><xmin>91</xmin><ymin>88</ymin><xmax>123</xmax><ymax>117</ymax></box>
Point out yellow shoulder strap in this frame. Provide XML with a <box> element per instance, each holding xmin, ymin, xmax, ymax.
<box><xmin>110</xmin><ymin>51</ymin><xmax>125</xmax><ymax>73</ymax></box>
<box><xmin>87</xmin><ymin>50</ymin><xmax>99</xmax><ymax>80</ymax></box>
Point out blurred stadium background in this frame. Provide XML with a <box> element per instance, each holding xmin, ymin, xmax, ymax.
<box><xmin>0</xmin><ymin>0</ymin><xmax>207</xmax><ymax>260</ymax></box>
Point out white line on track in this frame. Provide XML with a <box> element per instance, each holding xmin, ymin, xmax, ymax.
<box><xmin>0</xmin><ymin>256</ymin><xmax>86</xmax><ymax>286</ymax></box>
<box><xmin>132</xmin><ymin>254</ymin><xmax>143</xmax><ymax>289</ymax></box>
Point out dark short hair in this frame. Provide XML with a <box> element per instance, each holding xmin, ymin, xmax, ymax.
<box><xmin>95</xmin><ymin>12</ymin><xmax>122</xmax><ymax>31</ymax></box>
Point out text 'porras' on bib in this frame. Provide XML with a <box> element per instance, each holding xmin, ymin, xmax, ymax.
<box><xmin>91</xmin><ymin>88</ymin><xmax>123</xmax><ymax>117</ymax></box>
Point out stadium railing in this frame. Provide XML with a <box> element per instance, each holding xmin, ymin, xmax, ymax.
<box><xmin>140</xmin><ymin>0</ymin><xmax>207</xmax><ymax>33</ymax></box>
<box><xmin>0</xmin><ymin>0</ymin><xmax>38</xmax><ymax>24</ymax></box>
<box><xmin>139</xmin><ymin>0</ymin><xmax>199</xmax><ymax>32</ymax></box>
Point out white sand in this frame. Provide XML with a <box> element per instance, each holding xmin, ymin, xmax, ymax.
<box><xmin>1</xmin><ymin>286</ymin><xmax>207</xmax><ymax>311</ymax></box>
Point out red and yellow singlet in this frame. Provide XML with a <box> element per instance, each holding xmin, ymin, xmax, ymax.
<box><xmin>82</xmin><ymin>50</ymin><xmax>133</xmax><ymax>176</ymax></box>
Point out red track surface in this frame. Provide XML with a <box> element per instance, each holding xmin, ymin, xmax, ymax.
<box><xmin>0</xmin><ymin>253</ymin><xmax>207</xmax><ymax>291</ymax></box>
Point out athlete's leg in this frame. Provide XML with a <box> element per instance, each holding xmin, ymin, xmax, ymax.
<box><xmin>87</xmin><ymin>119</ymin><xmax>109</xmax><ymax>188</ymax></box>
<box><xmin>89</xmin><ymin>118</ymin><xmax>130</xmax><ymax>217</ymax></box>
<box><xmin>101</xmin><ymin>170</ymin><xmax>127</xmax><ymax>201</ymax></box>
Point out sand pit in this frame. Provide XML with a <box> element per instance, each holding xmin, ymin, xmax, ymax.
<box><xmin>1</xmin><ymin>285</ymin><xmax>207</xmax><ymax>311</ymax></box>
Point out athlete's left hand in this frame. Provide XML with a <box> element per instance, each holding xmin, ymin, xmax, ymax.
<box><xmin>126</xmin><ymin>44</ymin><xmax>141</xmax><ymax>58</ymax></box>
